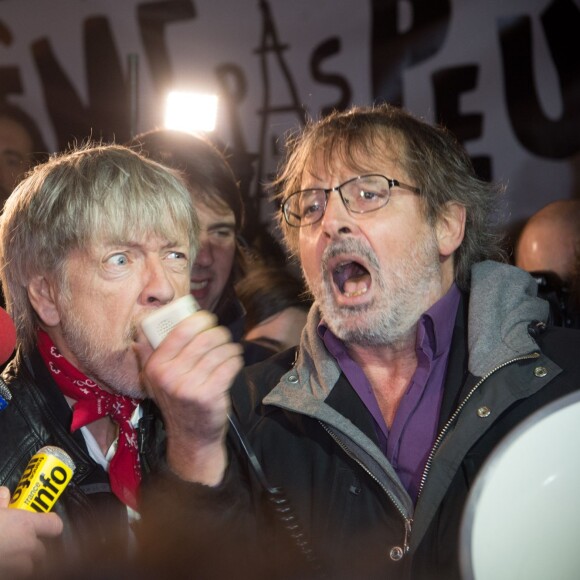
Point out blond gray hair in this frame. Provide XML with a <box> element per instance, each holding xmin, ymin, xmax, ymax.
<box><xmin>0</xmin><ymin>143</ymin><xmax>199</xmax><ymax>353</ymax></box>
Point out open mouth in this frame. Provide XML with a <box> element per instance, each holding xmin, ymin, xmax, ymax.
<box><xmin>332</xmin><ymin>260</ymin><xmax>371</xmax><ymax>297</ymax></box>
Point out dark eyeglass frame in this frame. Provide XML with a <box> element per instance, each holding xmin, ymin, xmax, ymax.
<box><xmin>281</xmin><ymin>173</ymin><xmax>420</xmax><ymax>228</ymax></box>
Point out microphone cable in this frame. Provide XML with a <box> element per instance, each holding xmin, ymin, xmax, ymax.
<box><xmin>227</xmin><ymin>413</ymin><xmax>326</xmax><ymax>578</ymax></box>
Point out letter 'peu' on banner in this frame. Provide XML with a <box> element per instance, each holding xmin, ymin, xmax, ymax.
<box><xmin>9</xmin><ymin>446</ymin><xmax>75</xmax><ymax>512</ymax></box>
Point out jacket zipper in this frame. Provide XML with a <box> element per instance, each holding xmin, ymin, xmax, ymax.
<box><xmin>416</xmin><ymin>351</ymin><xmax>541</xmax><ymax>502</ymax></box>
<box><xmin>319</xmin><ymin>421</ymin><xmax>413</xmax><ymax>555</ymax></box>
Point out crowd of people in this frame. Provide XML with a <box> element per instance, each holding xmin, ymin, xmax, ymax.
<box><xmin>0</xmin><ymin>99</ymin><xmax>578</xmax><ymax>579</ymax></box>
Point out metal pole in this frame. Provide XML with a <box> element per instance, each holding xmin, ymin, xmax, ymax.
<box><xmin>127</xmin><ymin>53</ymin><xmax>139</xmax><ymax>139</ymax></box>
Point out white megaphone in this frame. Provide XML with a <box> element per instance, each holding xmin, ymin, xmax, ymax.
<box><xmin>460</xmin><ymin>390</ymin><xmax>580</xmax><ymax>580</ymax></box>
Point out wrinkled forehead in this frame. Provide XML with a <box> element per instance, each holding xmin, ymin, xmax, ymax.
<box><xmin>300</xmin><ymin>131</ymin><xmax>409</xmax><ymax>186</ymax></box>
<box><xmin>192</xmin><ymin>194</ymin><xmax>235</xmax><ymax>220</ymax></box>
<box><xmin>81</xmin><ymin>203</ymin><xmax>194</xmax><ymax>254</ymax></box>
<box><xmin>96</xmin><ymin>225</ymin><xmax>189</xmax><ymax>248</ymax></box>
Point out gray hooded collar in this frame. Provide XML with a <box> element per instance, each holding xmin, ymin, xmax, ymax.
<box><xmin>467</xmin><ymin>261</ymin><xmax>548</xmax><ymax>376</ymax></box>
<box><xmin>262</xmin><ymin>303</ymin><xmax>339</xmax><ymax>414</ymax></box>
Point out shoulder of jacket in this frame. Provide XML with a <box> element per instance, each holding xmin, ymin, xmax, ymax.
<box><xmin>0</xmin><ymin>390</ymin><xmax>46</xmax><ymax>485</ymax></box>
<box><xmin>231</xmin><ymin>347</ymin><xmax>298</xmax><ymax>417</ymax></box>
<box><xmin>531</xmin><ymin>321</ymin><xmax>580</xmax><ymax>343</ymax></box>
<box><xmin>0</xmin><ymin>355</ymin><xmax>68</xmax><ymax>478</ymax></box>
<box><xmin>532</xmin><ymin>322</ymin><xmax>580</xmax><ymax>360</ymax></box>
<box><xmin>245</xmin><ymin>346</ymin><xmax>297</xmax><ymax>383</ymax></box>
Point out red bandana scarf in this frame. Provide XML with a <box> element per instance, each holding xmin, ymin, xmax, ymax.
<box><xmin>37</xmin><ymin>329</ymin><xmax>142</xmax><ymax>510</ymax></box>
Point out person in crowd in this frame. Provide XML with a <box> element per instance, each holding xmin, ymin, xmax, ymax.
<box><xmin>0</xmin><ymin>103</ymin><xmax>49</xmax><ymax>312</ymax></box>
<box><xmin>516</xmin><ymin>199</ymin><xmax>580</xmax><ymax>281</ymax></box>
<box><xmin>516</xmin><ymin>199</ymin><xmax>580</xmax><ymax>328</ymax></box>
<box><xmin>0</xmin><ymin>143</ymin><xmax>243</xmax><ymax>576</ymax></box>
<box><xmin>130</xmin><ymin>129</ymin><xmax>276</xmax><ymax>364</ymax></box>
<box><xmin>139</xmin><ymin>104</ymin><xmax>580</xmax><ymax>579</ymax></box>
<box><xmin>0</xmin><ymin>102</ymin><xmax>48</xmax><ymax>207</ymax></box>
<box><xmin>235</xmin><ymin>265</ymin><xmax>311</xmax><ymax>352</ymax></box>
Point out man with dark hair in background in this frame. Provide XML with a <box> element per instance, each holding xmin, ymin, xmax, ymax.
<box><xmin>131</xmin><ymin>129</ymin><xmax>277</xmax><ymax>364</ymax></box>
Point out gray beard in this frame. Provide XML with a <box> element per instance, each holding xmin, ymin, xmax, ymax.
<box><xmin>58</xmin><ymin>309</ymin><xmax>145</xmax><ymax>399</ymax></box>
<box><xmin>305</xmin><ymin>232</ymin><xmax>442</xmax><ymax>347</ymax></box>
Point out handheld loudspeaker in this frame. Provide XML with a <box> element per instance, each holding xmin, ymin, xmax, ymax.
<box><xmin>141</xmin><ymin>294</ymin><xmax>199</xmax><ymax>349</ymax></box>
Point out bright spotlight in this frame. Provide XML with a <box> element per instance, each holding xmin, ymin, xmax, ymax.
<box><xmin>164</xmin><ymin>91</ymin><xmax>218</xmax><ymax>133</ymax></box>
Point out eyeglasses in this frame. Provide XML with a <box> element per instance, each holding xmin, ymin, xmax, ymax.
<box><xmin>281</xmin><ymin>174</ymin><xmax>420</xmax><ymax>228</ymax></box>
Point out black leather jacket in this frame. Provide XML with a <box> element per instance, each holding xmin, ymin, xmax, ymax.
<box><xmin>0</xmin><ymin>349</ymin><xmax>132</xmax><ymax>567</ymax></box>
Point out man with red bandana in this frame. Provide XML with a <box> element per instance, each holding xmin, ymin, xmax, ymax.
<box><xmin>0</xmin><ymin>144</ymin><xmax>243</xmax><ymax>575</ymax></box>
<box><xmin>140</xmin><ymin>105</ymin><xmax>580</xmax><ymax>579</ymax></box>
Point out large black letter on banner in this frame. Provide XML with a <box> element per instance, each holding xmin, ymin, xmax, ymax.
<box><xmin>371</xmin><ymin>0</ymin><xmax>451</xmax><ymax>106</ymax></box>
<box><xmin>33</xmin><ymin>17</ymin><xmax>130</xmax><ymax>150</ymax></box>
<box><xmin>499</xmin><ymin>0</ymin><xmax>580</xmax><ymax>158</ymax></box>
<box><xmin>310</xmin><ymin>38</ymin><xmax>352</xmax><ymax>117</ymax></box>
<box><xmin>137</xmin><ymin>0</ymin><xmax>196</xmax><ymax>96</ymax></box>
<box><xmin>433</xmin><ymin>66</ymin><xmax>491</xmax><ymax>181</ymax></box>
<box><xmin>0</xmin><ymin>21</ymin><xmax>22</xmax><ymax>101</ymax></box>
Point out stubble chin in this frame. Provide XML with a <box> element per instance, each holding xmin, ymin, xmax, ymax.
<box><xmin>57</xmin><ymin>305</ymin><xmax>147</xmax><ymax>398</ymax></box>
<box><xmin>97</xmin><ymin>349</ymin><xmax>146</xmax><ymax>399</ymax></box>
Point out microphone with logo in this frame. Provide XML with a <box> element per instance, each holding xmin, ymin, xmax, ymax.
<box><xmin>8</xmin><ymin>446</ymin><xmax>76</xmax><ymax>513</ymax></box>
<box><xmin>0</xmin><ymin>305</ymin><xmax>17</xmax><ymax>410</ymax></box>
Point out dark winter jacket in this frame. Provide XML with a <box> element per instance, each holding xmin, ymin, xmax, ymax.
<box><xmin>141</xmin><ymin>261</ymin><xmax>580</xmax><ymax>579</ymax></box>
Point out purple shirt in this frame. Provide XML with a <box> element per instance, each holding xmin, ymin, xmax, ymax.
<box><xmin>319</xmin><ymin>284</ymin><xmax>461</xmax><ymax>503</ymax></box>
